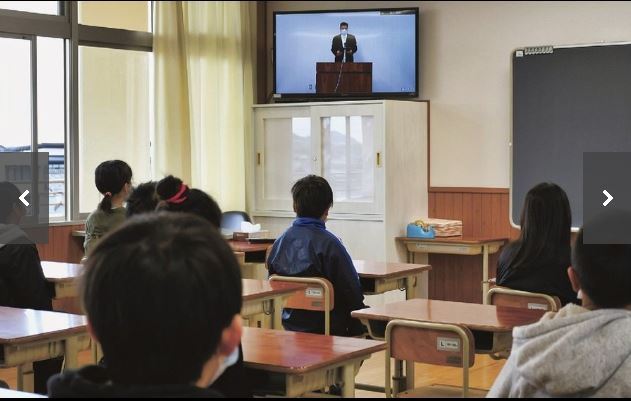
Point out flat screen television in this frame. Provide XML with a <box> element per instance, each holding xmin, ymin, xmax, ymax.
<box><xmin>273</xmin><ymin>8</ymin><xmax>419</xmax><ymax>100</ymax></box>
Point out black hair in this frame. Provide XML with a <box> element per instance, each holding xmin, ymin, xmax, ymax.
<box><xmin>291</xmin><ymin>175</ymin><xmax>333</xmax><ymax>219</ymax></box>
<box><xmin>507</xmin><ymin>183</ymin><xmax>571</xmax><ymax>271</ymax></box>
<box><xmin>95</xmin><ymin>160</ymin><xmax>132</xmax><ymax>214</ymax></box>
<box><xmin>126</xmin><ymin>181</ymin><xmax>158</xmax><ymax>217</ymax></box>
<box><xmin>156</xmin><ymin>175</ymin><xmax>222</xmax><ymax>229</ymax></box>
<box><xmin>80</xmin><ymin>212</ymin><xmax>242</xmax><ymax>385</ymax></box>
<box><xmin>340</xmin><ymin>22</ymin><xmax>348</xmax><ymax>28</ymax></box>
<box><xmin>573</xmin><ymin>212</ymin><xmax>631</xmax><ymax>308</ymax></box>
<box><xmin>0</xmin><ymin>182</ymin><xmax>22</xmax><ymax>224</ymax></box>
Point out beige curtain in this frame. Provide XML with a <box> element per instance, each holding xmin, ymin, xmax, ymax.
<box><xmin>154</xmin><ymin>1</ymin><xmax>256</xmax><ymax>211</ymax></box>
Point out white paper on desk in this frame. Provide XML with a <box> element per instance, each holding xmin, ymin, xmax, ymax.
<box><xmin>240</xmin><ymin>222</ymin><xmax>261</xmax><ymax>233</ymax></box>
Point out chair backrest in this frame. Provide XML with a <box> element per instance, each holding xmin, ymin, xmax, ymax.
<box><xmin>385</xmin><ymin>320</ymin><xmax>475</xmax><ymax>398</ymax></box>
<box><xmin>486</xmin><ymin>287</ymin><xmax>561</xmax><ymax>312</ymax></box>
<box><xmin>268</xmin><ymin>275</ymin><xmax>335</xmax><ymax>335</ymax></box>
<box><xmin>221</xmin><ymin>211</ymin><xmax>252</xmax><ymax>231</ymax></box>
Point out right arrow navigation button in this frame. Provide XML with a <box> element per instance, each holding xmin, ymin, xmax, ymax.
<box><xmin>603</xmin><ymin>190</ymin><xmax>613</xmax><ymax>207</ymax></box>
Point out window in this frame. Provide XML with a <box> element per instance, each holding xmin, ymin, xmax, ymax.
<box><xmin>78</xmin><ymin>1</ymin><xmax>151</xmax><ymax>32</ymax></box>
<box><xmin>78</xmin><ymin>46</ymin><xmax>151</xmax><ymax>214</ymax></box>
<box><xmin>0</xmin><ymin>1</ymin><xmax>59</xmax><ymax>15</ymax></box>
<box><xmin>0</xmin><ymin>2</ymin><xmax>154</xmax><ymax>222</ymax></box>
<box><xmin>38</xmin><ymin>37</ymin><xmax>66</xmax><ymax>219</ymax></box>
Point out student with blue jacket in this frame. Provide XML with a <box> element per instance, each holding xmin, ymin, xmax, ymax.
<box><xmin>267</xmin><ymin>175</ymin><xmax>367</xmax><ymax>337</ymax></box>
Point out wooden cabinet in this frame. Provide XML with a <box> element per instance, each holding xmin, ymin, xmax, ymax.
<box><xmin>248</xmin><ymin>100</ymin><xmax>429</xmax><ymax>302</ymax></box>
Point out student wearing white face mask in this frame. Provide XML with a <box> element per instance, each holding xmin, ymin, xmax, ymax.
<box><xmin>331</xmin><ymin>21</ymin><xmax>357</xmax><ymax>62</ymax></box>
<box><xmin>47</xmin><ymin>213</ymin><xmax>245</xmax><ymax>398</ymax></box>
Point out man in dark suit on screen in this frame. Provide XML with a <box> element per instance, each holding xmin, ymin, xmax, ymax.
<box><xmin>331</xmin><ymin>22</ymin><xmax>357</xmax><ymax>63</ymax></box>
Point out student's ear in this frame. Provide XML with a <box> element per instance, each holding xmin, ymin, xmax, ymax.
<box><xmin>216</xmin><ymin>315</ymin><xmax>243</xmax><ymax>357</ymax></box>
<box><xmin>321</xmin><ymin>208</ymin><xmax>330</xmax><ymax>222</ymax></box>
<box><xmin>567</xmin><ymin>267</ymin><xmax>581</xmax><ymax>293</ymax></box>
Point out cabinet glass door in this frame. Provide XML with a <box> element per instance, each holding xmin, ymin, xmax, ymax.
<box><xmin>314</xmin><ymin>104</ymin><xmax>384</xmax><ymax>216</ymax></box>
<box><xmin>255</xmin><ymin>107</ymin><xmax>313</xmax><ymax>211</ymax></box>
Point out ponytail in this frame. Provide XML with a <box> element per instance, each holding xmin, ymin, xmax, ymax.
<box><xmin>99</xmin><ymin>192</ymin><xmax>113</xmax><ymax>213</ymax></box>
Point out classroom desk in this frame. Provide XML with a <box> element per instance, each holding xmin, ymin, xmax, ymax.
<box><xmin>351</xmin><ymin>298</ymin><xmax>545</xmax><ymax>392</ymax></box>
<box><xmin>40</xmin><ymin>265</ymin><xmax>304</xmax><ymax>331</ymax></box>
<box><xmin>242</xmin><ymin>279</ymin><xmax>306</xmax><ymax>329</ymax></box>
<box><xmin>353</xmin><ymin>260</ymin><xmax>431</xmax><ymax>299</ymax></box>
<box><xmin>242</xmin><ymin>327</ymin><xmax>385</xmax><ymax>398</ymax></box>
<box><xmin>70</xmin><ymin>230</ymin><xmax>85</xmax><ymax>238</ymax></box>
<box><xmin>228</xmin><ymin>240</ymin><xmax>272</xmax><ymax>263</ymax></box>
<box><xmin>396</xmin><ymin>236</ymin><xmax>507</xmax><ymax>304</ymax></box>
<box><xmin>41</xmin><ymin>262</ymin><xmax>82</xmax><ymax>300</ymax></box>
<box><xmin>0</xmin><ymin>388</ymin><xmax>46</xmax><ymax>398</ymax></box>
<box><xmin>0</xmin><ymin>307</ymin><xmax>91</xmax><ymax>392</ymax></box>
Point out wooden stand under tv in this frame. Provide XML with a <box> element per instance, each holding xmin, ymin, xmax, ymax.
<box><xmin>316</xmin><ymin>62</ymin><xmax>372</xmax><ymax>94</ymax></box>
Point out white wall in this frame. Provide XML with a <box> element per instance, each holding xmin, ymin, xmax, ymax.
<box><xmin>267</xmin><ymin>1</ymin><xmax>631</xmax><ymax>188</ymax></box>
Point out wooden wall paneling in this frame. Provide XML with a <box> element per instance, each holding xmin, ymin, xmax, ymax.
<box><xmin>37</xmin><ymin>224</ymin><xmax>84</xmax><ymax>263</ymax></box>
<box><xmin>427</xmin><ymin>188</ymin><xmax>515</xmax><ymax>303</ymax></box>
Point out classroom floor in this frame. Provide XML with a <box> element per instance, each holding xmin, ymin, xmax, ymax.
<box><xmin>0</xmin><ymin>349</ymin><xmax>505</xmax><ymax>397</ymax></box>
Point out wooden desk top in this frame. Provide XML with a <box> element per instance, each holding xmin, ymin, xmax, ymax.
<box><xmin>242</xmin><ymin>327</ymin><xmax>385</xmax><ymax>374</ymax></box>
<box><xmin>353</xmin><ymin>260</ymin><xmax>431</xmax><ymax>279</ymax></box>
<box><xmin>41</xmin><ymin>261</ymin><xmax>83</xmax><ymax>283</ymax></box>
<box><xmin>0</xmin><ymin>307</ymin><xmax>87</xmax><ymax>345</ymax></box>
<box><xmin>71</xmin><ymin>230</ymin><xmax>86</xmax><ymax>237</ymax></box>
<box><xmin>229</xmin><ymin>240</ymin><xmax>272</xmax><ymax>253</ymax></box>
<box><xmin>396</xmin><ymin>236</ymin><xmax>507</xmax><ymax>245</ymax></box>
<box><xmin>0</xmin><ymin>388</ymin><xmax>46</xmax><ymax>398</ymax></box>
<box><xmin>351</xmin><ymin>299</ymin><xmax>544</xmax><ymax>333</ymax></box>
<box><xmin>242</xmin><ymin>279</ymin><xmax>306</xmax><ymax>302</ymax></box>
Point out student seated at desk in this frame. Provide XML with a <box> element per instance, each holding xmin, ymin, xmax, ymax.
<box><xmin>126</xmin><ymin>181</ymin><xmax>158</xmax><ymax>217</ymax></box>
<box><xmin>156</xmin><ymin>175</ymin><xmax>250</xmax><ymax>398</ymax></box>
<box><xmin>496</xmin><ymin>183</ymin><xmax>577</xmax><ymax>306</ymax></box>
<box><xmin>48</xmin><ymin>213</ymin><xmax>243</xmax><ymax>398</ymax></box>
<box><xmin>267</xmin><ymin>175</ymin><xmax>367</xmax><ymax>337</ymax></box>
<box><xmin>156</xmin><ymin>175</ymin><xmax>222</xmax><ymax>228</ymax></box>
<box><xmin>0</xmin><ymin>182</ymin><xmax>62</xmax><ymax>394</ymax></box>
<box><xmin>84</xmin><ymin>160</ymin><xmax>133</xmax><ymax>255</ymax></box>
<box><xmin>489</xmin><ymin>214</ymin><xmax>631</xmax><ymax>397</ymax></box>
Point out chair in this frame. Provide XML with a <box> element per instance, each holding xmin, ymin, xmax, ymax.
<box><xmin>385</xmin><ymin>319</ymin><xmax>487</xmax><ymax>398</ymax></box>
<box><xmin>221</xmin><ymin>211</ymin><xmax>252</xmax><ymax>232</ymax></box>
<box><xmin>268</xmin><ymin>275</ymin><xmax>335</xmax><ymax>335</ymax></box>
<box><xmin>486</xmin><ymin>287</ymin><xmax>560</xmax><ymax>360</ymax></box>
<box><xmin>486</xmin><ymin>287</ymin><xmax>561</xmax><ymax>312</ymax></box>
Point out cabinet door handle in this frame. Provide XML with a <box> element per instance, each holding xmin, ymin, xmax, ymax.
<box><xmin>376</xmin><ymin>152</ymin><xmax>382</xmax><ymax>167</ymax></box>
<box><xmin>257</xmin><ymin>152</ymin><xmax>261</xmax><ymax>166</ymax></box>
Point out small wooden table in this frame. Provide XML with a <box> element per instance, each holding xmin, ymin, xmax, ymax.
<box><xmin>353</xmin><ymin>260</ymin><xmax>431</xmax><ymax>299</ymax></box>
<box><xmin>351</xmin><ymin>298</ymin><xmax>544</xmax><ymax>392</ymax></box>
<box><xmin>0</xmin><ymin>307</ymin><xmax>91</xmax><ymax>392</ymax></box>
<box><xmin>0</xmin><ymin>388</ymin><xmax>46</xmax><ymax>398</ymax></box>
<box><xmin>242</xmin><ymin>279</ymin><xmax>306</xmax><ymax>329</ymax></box>
<box><xmin>242</xmin><ymin>327</ymin><xmax>385</xmax><ymax>398</ymax></box>
<box><xmin>396</xmin><ymin>236</ymin><xmax>507</xmax><ymax>304</ymax></box>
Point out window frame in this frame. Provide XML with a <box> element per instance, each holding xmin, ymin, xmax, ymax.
<box><xmin>0</xmin><ymin>1</ymin><xmax>153</xmax><ymax>222</ymax></box>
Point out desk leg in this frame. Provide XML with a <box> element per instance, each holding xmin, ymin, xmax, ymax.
<box><xmin>16</xmin><ymin>363</ymin><xmax>34</xmax><ymax>392</ymax></box>
<box><xmin>64</xmin><ymin>336</ymin><xmax>82</xmax><ymax>371</ymax></box>
<box><xmin>272</xmin><ymin>298</ymin><xmax>283</xmax><ymax>330</ymax></box>
<box><xmin>406</xmin><ymin>360</ymin><xmax>415</xmax><ymax>391</ymax></box>
<box><xmin>342</xmin><ymin>363</ymin><xmax>356</xmax><ymax>398</ymax></box>
<box><xmin>482</xmin><ymin>245</ymin><xmax>489</xmax><ymax>304</ymax></box>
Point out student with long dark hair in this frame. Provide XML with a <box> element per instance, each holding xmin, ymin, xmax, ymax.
<box><xmin>496</xmin><ymin>182</ymin><xmax>578</xmax><ymax>305</ymax></box>
<box><xmin>84</xmin><ymin>160</ymin><xmax>132</xmax><ymax>255</ymax></box>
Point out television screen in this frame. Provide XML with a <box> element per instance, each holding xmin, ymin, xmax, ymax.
<box><xmin>274</xmin><ymin>8</ymin><xmax>419</xmax><ymax>98</ymax></box>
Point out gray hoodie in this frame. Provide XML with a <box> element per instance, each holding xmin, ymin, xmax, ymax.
<box><xmin>488</xmin><ymin>303</ymin><xmax>631</xmax><ymax>398</ymax></box>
